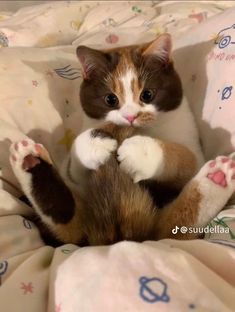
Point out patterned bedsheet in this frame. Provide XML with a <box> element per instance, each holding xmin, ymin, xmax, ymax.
<box><xmin>0</xmin><ymin>1</ymin><xmax>234</xmax><ymax>311</ymax></box>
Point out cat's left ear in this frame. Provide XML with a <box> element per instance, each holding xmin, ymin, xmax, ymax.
<box><xmin>142</xmin><ymin>33</ymin><xmax>172</xmax><ymax>63</ymax></box>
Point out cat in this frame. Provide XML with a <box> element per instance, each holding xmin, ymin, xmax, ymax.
<box><xmin>9</xmin><ymin>34</ymin><xmax>235</xmax><ymax>246</ymax></box>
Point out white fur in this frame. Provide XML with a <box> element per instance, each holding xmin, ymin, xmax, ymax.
<box><xmin>121</xmin><ymin>70</ymin><xmax>135</xmax><ymax>111</ymax></box>
<box><xmin>105</xmin><ymin>110</ymin><xmax>130</xmax><ymax>126</ymax></box>
<box><xmin>194</xmin><ymin>156</ymin><xmax>235</xmax><ymax>227</ymax></box>
<box><xmin>121</xmin><ymin>104</ymin><xmax>139</xmax><ymax>120</ymax></box>
<box><xmin>61</xmin><ymin>113</ymin><xmax>103</xmax><ymax>185</ymax></box>
<box><xmin>9</xmin><ymin>138</ymin><xmax>54</xmax><ymax>227</ymax></box>
<box><xmin>117</xmin><ymin>135</ymin><xmax>164</xmax><ymax>183</ymax></box>
<box><xmin>72</xmin><ymin>129</ymin><xmax>117</xmax><ymax>170</ymax></box>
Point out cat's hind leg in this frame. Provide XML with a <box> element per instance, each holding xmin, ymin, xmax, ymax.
<box><xmin>157</xmin><ymin>156</ymin><xmax>235</xmax><ymax>239</ymax></box>
<box><xmin>10</xmin><ymin>139</ymin><xmax>84</xmax><ymax>245</ymax></box>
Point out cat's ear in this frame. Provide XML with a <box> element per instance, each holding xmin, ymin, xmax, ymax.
<box><xmin>142</xmin><ymin>33</ymin><xmax>172</xmax><ymax>63</ymax></box>
<box><xmin>76</xmin><ymin>46</ymin><xmax>108</xmax><ymax>79</ymax></box>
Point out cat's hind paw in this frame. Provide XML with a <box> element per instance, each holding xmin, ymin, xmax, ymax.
<box><xmin>194</xmin><ymin>156</ymin><xmax>235</xmax><ymax>226</ymax></box>
<box><xmin>10</xmin><ymin>139</ymin><xmax>51</xmax><ymax>171</ymax></box>
<box><xmin>197</xmin><ymin>156</ymin><xmax>235</xmax><ymax>190</ymax></box>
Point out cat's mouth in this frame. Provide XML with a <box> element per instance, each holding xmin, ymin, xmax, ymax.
<box><xmin>105</xmin><ymin>110</ymin><xmax>157</xmax><ymax>128</ymax></box>
<box><xmin>127</xmin><ymin>112</ymin><xmax>157</xmax><ymax>128</ymax></box>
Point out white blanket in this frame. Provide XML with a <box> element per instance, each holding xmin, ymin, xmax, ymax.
<box><xmin>0</xmin><ymin>1</ymin><xmax>235</xmax><ymax>311</ymax></box>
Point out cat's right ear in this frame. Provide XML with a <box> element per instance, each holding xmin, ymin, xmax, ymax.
<box><xmin>76</xmin><ymin>46</ymin><xmax>107</xmax><ymax>79</ymax></box>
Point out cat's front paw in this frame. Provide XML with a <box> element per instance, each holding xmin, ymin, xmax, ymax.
<box><xmin>117</xmin><ymin>135</ymin><xmax>164</xmax><ymax>183</ymax></box>
<box><xmin>73</xmin><ymin>129</ymin><xmax>118</xmax><ymax>170</ymax></box>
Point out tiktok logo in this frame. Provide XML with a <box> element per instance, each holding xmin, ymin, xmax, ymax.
<box><xmin>172</xmin><ymin>226</ymin><xmax>179</xmax><ymax>234</ymax></box>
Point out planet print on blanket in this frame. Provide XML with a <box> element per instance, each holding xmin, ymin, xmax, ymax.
<box><xmin>221</xmin><ymin>86</ymin><xmax>233</xmax><ymax>101</ymax></box>
<box><xmin>217</xmin><ymin>85</ymin><xmax>233</xmax><ymax>109</ymax></box>
<box><xmin>214</xmin><ymin>24</ymin><xmax>235</xmax><ymax>49</ymax></box>
<box><xmin>139</xmin><ymin>276</ymin><xmax>170</xmax><ymax>303</ymax></box>
<box><xmin>0</xmin><ymin>261</ymin><xmax>8</xmax><ymax>285</ymax></box>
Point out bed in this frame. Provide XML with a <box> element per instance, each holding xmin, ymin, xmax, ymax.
<box><xmin>0</xmin><ymin>1</ymin><xmax>235</xmax><ymax>311</ymax></box>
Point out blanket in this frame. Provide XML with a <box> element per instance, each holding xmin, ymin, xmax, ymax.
<box><xmin>0</xmin><ymin>1</ymin><xmax>235</xmax><ymax>311</ymax></box>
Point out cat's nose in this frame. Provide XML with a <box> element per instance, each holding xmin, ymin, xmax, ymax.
<box><xmin>125</xmin><ymin>115</ymin><xmax>136</xmax><ymax>123</ymax></box>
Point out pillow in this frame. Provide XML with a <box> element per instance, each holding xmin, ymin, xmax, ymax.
<box><xmin>72</xmin><ymin>1</ymin><xmax>234</xmax><ymax>49</ymax></box>
<box><xmin>172</xmin><ymin>6</ymin><xmax>235</xmax><ymax>160</ymax></box>
<box><xmin>0</xmin><ymin>1</ymin><xmax>98</xmax><ymax>47</ymax></box>
<box><xmin>0</xmin><ymin>0</ymin><xmax>232</xmax><ymax>48</ymax></box>
<box><xmin>0</xmin><ymin>46</ymin><xmax>83</xmax><ymax>191</ymax></box>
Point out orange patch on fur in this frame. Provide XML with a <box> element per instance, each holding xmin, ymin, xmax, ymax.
<box><xmin>136</xmin><ymin>112</ymin><xmax>156</xmax><ymax>126</ymax></box>
<box><xmin>106</xmin><ymin>49</ymin><xmax>143</xmax><ymax>107</ymax></box>
<box><xmin>54</xmin><ymin>197</ymin><xmax>85</xmax><ymax>244</ymax></box>
<box><xmin>37</xmin><ymin>145</ymin><xmax>53</xmax><ymax>165</ymax></box>
<box><xmin>158</xmin><ymin>141</ymin><xmax>197</xmax><ymax>188</ymax></box>
<box><xmin>157</xmin><ymin>180</ymin><xmax>202</xmax><ymax>239</ymax></box>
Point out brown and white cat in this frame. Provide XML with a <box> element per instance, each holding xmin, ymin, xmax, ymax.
<box><xmin>9</xmin><ymin>34</ymin><xmax>235</xmax><ymax>246</ymax></box>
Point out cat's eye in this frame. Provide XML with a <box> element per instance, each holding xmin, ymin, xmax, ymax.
<box><xmin>140</xmin><ymin>89</ymin><xmax>155</xmax><ymax>104</ymax></box>
<box><xmin>104</xmin><ymin>93</ymin><xmax>119</xmax><ymax>107</ymax></box>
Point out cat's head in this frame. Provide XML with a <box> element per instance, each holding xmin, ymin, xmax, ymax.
<box><xmin>77</xmin><ymin>34</ymin><xmax>182</xmax><ymax>128</ymax></box>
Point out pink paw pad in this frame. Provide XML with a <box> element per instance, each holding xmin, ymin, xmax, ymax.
<box><xmin>22</xmin><ymin>154</ymin><xmax>41</xmax><ymax>171</ymax></box>
<box><xmin>207</xmin><ymin>170</ymin><xmax>227</xmax><ymax>187</ymax></box>
<box><xmin>11</xmin><ymin>155</ymin><xmax>17</xmax><ymax>162</ymax></box>
<box><xmin>221</xmin><ymin>157</ymin><xmax>229</xmax><ymax>163</ymax></box>
<box><xmin>35</xmin><ymin>144</ymin><xmax>43</xmax><ymax>153</ymax></box>
<box><xmin>21</xmin><ymin>140</ymin><xmax>28</xmax><ymax>147</ymax></box>
<box><xmin>209</xmin><ymin>160</ymin><xmax>216</xmax><ymax>168</ymax></box>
